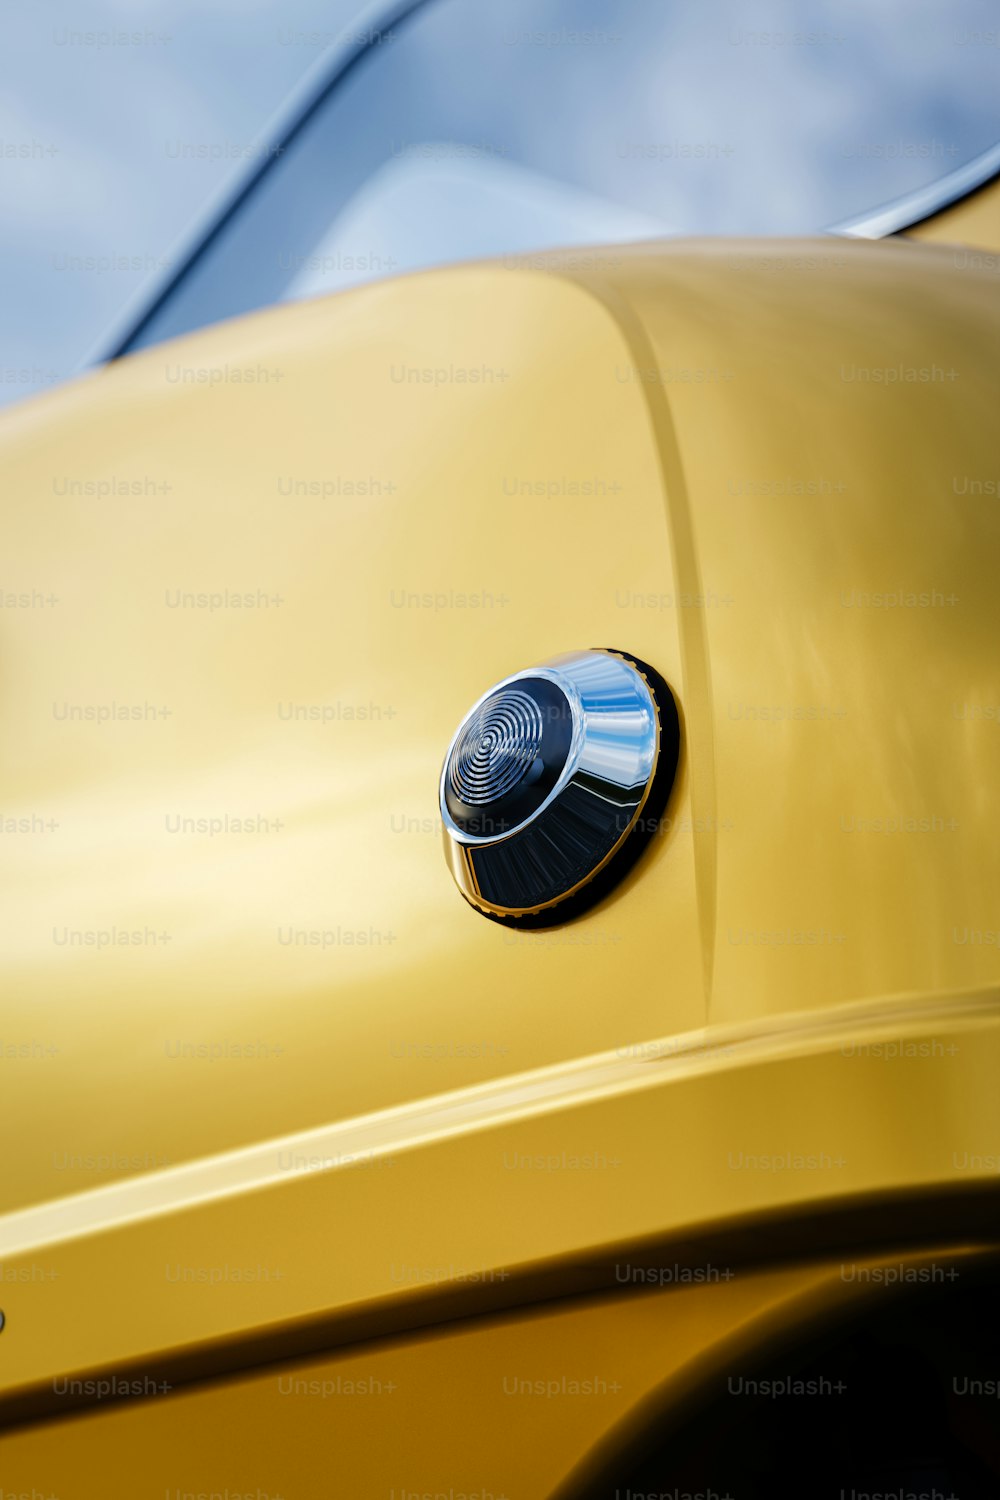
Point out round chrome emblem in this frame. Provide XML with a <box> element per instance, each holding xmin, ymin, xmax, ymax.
<box><xmin>440</xmin><ymin>649</ymin><xmax>679</xmax><ymax>924</ymax></box>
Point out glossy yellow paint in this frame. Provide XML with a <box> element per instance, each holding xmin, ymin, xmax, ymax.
<box><xmin>0</xmin><ymin>1248</ymin><xmax>993</xmax><ymax>1498</ymax></box>
<box><xmin>1</xmin><ymin>985</ymin><xmax>999</xmax><ymax>1427</ymax></box>
<box><xmin>907</xmin><ymin>171</ymin><xmax>1000</xmax><ymax>254</ymax></box>
<box><xmin>1</xmin><ymin>237</ymin><xmax>998</xmax><ymax>1481</ymax></box>
<box><xmin>0</xmin><ymin>262</ymin><xmax>702</xmax><ymax>1217</ymax></box>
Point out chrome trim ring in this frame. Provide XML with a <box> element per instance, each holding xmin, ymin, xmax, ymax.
<box><xmin>440</xmin><ymin>649</ymin><xmax>679</xmax><ymax>923</ymax></box>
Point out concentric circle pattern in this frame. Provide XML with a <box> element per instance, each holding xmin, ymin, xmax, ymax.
<box><xmin>448</xmin><ymin>688</ymin><xmax>544</xmax><ymax>806</ymax></box>
<box><xmin>441</xmin><ymin>651</ymin><xmax>673</xmax><ymax>923</ymax></box>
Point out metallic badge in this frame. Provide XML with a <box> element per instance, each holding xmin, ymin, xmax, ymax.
<box><xmin>440</xmin><ymin>649</ymin><xmax>678</xmax><ymax>924</ymax></box>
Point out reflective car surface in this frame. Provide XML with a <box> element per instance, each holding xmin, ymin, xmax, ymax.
<box><xmin>1</xmin><ymin>5</ymin><xmax>999</xmax><ymax>1496</ymax></box>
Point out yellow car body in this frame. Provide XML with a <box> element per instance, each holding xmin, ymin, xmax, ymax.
<box><xmin>1</xmin><ymin>197</ymin><xmax>999</xmax><ymax>1493</ymax></box>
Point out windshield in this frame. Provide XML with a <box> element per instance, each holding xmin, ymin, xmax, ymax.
<box><xmin>117</xmin><ymin>0</ymin><xmax>1000</xmax><ymax>354</ymax></box>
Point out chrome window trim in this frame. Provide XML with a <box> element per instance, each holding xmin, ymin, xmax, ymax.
<box><xmin>86</xmin><ymin>0</ymin><xmax>435</xmax><ymax>368</ymax></box>
<box><xmin>830</xmin><ymin>139</ymin><xmax>1000</xmax><ymax>240</ymax></box>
